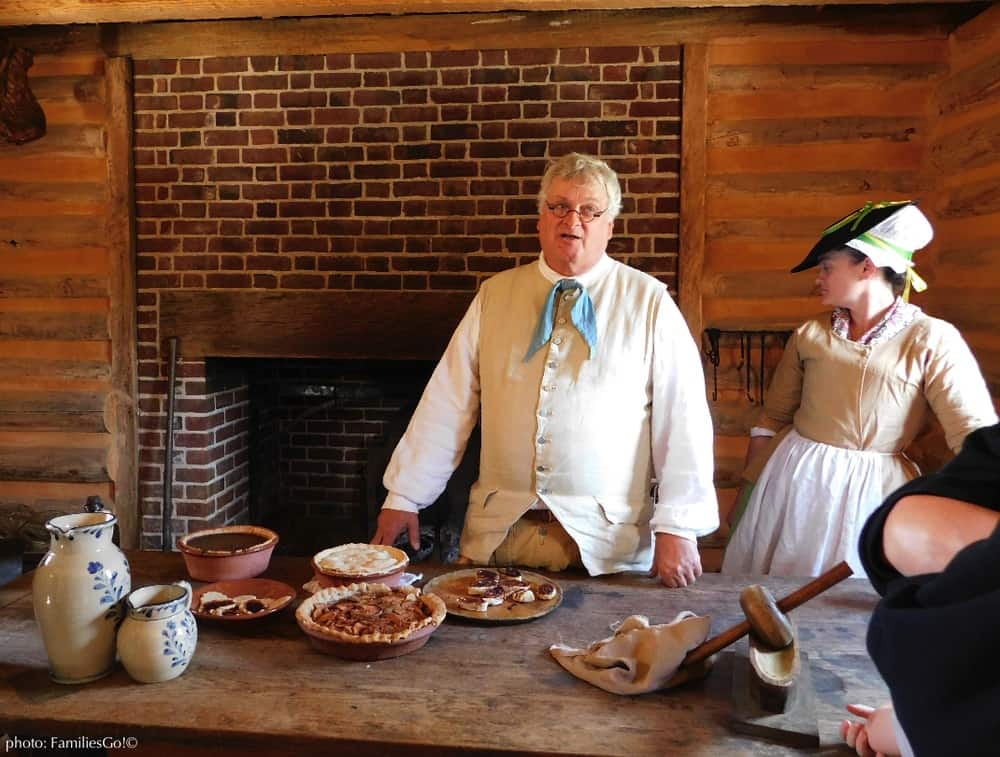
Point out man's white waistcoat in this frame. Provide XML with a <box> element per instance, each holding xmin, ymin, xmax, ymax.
<box><xmin>460</xmin><ymin>259</ymin><xmax>667</xmax><ymax>575</ymax></box>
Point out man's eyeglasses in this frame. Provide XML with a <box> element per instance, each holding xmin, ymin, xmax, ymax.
<box><xmin>546</xmin><ymin>202</ymin><xmax>607</xmax><ymax>224</ymax></box>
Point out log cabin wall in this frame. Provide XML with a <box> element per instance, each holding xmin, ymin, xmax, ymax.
<box><xmin>922</xmin><ymin>4</ymin><xmax>1000</xmax><ymax>401</ymax></box>
<box><xmin>0</xmin><ymin>27</ymin><xmax>138</xmax><ymax>547</ymax></box>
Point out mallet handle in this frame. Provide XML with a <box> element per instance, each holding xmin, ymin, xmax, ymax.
<box><xmin>681</xmin><ymin>561</ymin><xmax>853</xmax><ymax>668</ymax></box>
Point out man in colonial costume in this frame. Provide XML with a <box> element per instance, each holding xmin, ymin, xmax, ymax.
<box><xmin>372</xmin><ymin>153</ymin><xmax>718</xmax><ymax>588</ymax></box>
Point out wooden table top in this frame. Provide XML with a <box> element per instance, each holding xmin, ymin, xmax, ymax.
<box><xmin>0</xmin><ymin>551</ymin><xmax>887</xmax><ymax>756</ymax></box>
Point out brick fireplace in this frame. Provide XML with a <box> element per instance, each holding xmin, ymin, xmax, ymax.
<box><xmin>133</xmin><ymin>45</ymin><xmax>683</xmax><ymax>550</ymax></box>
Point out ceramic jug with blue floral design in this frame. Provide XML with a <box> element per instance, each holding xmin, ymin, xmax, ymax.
<box><xmin>117</xmin><ymin>581</ymin><xmax>197</xmax><ymax>683</ymax></box>
<box><xmin>32</xmin><ymin>506</ymin><xmax>131</xmax><ymax>684</ymax></box>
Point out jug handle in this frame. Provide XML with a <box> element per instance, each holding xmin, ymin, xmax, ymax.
<box><xmin>84</xmin><ymin>494</ymin><xmax>121</xmax><ymax>546</ymax></box>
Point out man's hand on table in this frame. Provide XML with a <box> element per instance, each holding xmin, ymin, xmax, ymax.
<box><xmin>371</xmin><ymin>509</ymin><xmax>420</xmax><ymax>550</ymax></box>
<box><xmin>649</xmin><ymin>532</ymin><xmax>702</xmax><ymax>588</ymax></box>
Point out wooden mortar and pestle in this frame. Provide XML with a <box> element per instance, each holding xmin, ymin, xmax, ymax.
<box><xmin>670</xmin><ymin>562</ymin><xmax>854</xmax><ymax>686</ymax></box>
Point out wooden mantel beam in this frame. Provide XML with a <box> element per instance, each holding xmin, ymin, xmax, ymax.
<box><xmin>0</xmin><ymin>0</ymin><xmax>985</xmax><ymax>28</ymax></box>
<box><xmin>83</xmin><ymin>6</ymin><xmax>979</xmax><ymax>60</ymax></box>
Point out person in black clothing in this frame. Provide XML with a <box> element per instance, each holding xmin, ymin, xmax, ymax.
<box><xmin>842</xmin><ymin>421</ymin><xmax>1000</xmax><ymax>756</ymax></box>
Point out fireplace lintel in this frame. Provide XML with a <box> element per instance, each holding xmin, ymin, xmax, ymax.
<box><xmin>160</xmin><ymin>290</ymin><xmax>474</xmax><ymax>360</ymax></box>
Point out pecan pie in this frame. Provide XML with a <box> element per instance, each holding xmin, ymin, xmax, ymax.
<box><xmin>296</xmin><ymin>583</ymin><xmax>446</xmax><ymax>644</ymax></box>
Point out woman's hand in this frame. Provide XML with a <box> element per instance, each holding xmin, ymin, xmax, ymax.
<box><xmin>840</xmin><ymin>703</ymin><xmax>900</xmax><ymax>757</ymax></box>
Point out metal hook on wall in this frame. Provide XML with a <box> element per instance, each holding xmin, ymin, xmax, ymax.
<box><xmin>759</xmin><ymin>333</ymin><xmax>766</xmax><ymax>405</ymax></box>
<box><xmin>705</xmin><ymin>328</ymin><xmax>721</xmax><ymax>401</ymax></box>
<box><xmin>702</xmin><ymin>329</ymin><xmax>794</xmax><ymax>405</ymax></box>
<box><xmin>744</xmin><ymin>334</ymin><xmax>754</xmax><ymax>403</ymax></box>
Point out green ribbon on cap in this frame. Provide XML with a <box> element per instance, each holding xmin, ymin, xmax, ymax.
<box><xmin>821</xmin><ymin>200</ymin><xmax>911</xmax><ymax>237</ymax></box>
<box><xmin>854</xmin><ymin>231</ymin><xmax>927</xmax><ymax>301</ymax></box>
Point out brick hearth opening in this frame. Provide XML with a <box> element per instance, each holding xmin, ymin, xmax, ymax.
<box><xmin>142</xmin><ymin>358</ymin><xmax>436</xmax><ymax>553</ymax></box>
<box><xmin>248</xmin><ymin>359</ymin><xmax>438</xmax><ymax>555</ymax></box>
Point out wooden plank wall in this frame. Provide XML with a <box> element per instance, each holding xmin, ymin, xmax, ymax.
<box><xmin>0</xmin><ymin>27</ymin><xmax>138</xmax><ymax>545</ymax></box>
<box><xmin>696</xmin><ymin>30</ymin><xmax>949</xmax><ymax>530</ymax></box>
<box><xmin>922</xmin><ymin>5</ymin><xmax>1000</xmax><ymax>402</ymax></box>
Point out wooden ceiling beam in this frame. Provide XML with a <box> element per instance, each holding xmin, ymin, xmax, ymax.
<box><xmin>90</xmin><ymin>6</ymin><xmax>984</xmax><ymax>60</ymax></box>
<box><xmin>0</xmin><ymin>0</ymin><xmax>985</xmax><ymax>29</ymax></box>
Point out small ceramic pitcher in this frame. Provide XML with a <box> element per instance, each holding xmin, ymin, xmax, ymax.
<box><xmin>32</xmin><ymin>507</ymin><xmax>131</xmax><ymax>684</ymax></box>
<box><xmin>117</xmin><ymin>581</ymin><xmax>197</xmax><ymax>683</ymax></box>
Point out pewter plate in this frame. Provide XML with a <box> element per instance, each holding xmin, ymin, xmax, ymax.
<box><xmin>423</xmin><ymin>569</ymin><xmax>562</xmax><ymax>623</ymax></box>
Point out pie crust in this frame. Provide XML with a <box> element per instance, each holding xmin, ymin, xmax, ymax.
<box><xmin>296</xmin><ymin>582</ymin><xmax>446</xmax><ymax>644</ymax></box>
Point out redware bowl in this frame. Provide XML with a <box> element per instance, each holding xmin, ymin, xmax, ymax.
<box><xmin>177</xmin><ymin>525</ymin><xmax>278</xmax><ymax>581</ymax></box>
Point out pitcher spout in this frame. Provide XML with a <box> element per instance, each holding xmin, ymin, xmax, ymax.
<box><xmin>45</xmin><ymin>511</ymin><xmax>116</xmax><ymax>541</ymax></box>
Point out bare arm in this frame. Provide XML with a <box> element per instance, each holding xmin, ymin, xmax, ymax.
<box><xmin>727</xmin><ymin>435</ymin><xmax>774</xmax><ymax>528</ymax></box>
<box><xmin>883</xmin><ymin>494</ymin><xmax>1000</xmax><ymax>576</ymax></box>
<box><xmin>744</xmin><ymin>434</ymin><xmax>772</xmax><ymax>469</ymax></box>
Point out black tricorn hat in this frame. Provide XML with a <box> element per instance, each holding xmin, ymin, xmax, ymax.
<box><xmin>790</xmin><ymin>200</ymin><xmax>920</xmax><ymax>273</ymax></box>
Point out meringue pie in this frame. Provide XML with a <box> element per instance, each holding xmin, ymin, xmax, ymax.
<box><xmin>313</xmin><ymin>543</ymin><xmax>409</xmax><ymax>579</ymax></box>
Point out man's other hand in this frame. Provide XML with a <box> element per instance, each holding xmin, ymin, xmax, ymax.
<box><xmin>371</xmin><ymin>509</ymin><xmax>420</xmax><ymax>550</ymax></box>
<box><xmin>649</xmin><ymin>532</ymin><xmax>702</xmax><ymax>588</ymax></box>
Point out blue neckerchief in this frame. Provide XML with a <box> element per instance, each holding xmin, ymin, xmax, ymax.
<box><xmin>524</xmin><ymin>278</ymin><xmax>597</xmax><ymax>362</ymax></box>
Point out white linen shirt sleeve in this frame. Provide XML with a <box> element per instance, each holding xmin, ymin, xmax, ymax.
<box><xmin>648</xmin><ymin>290</ymin><xmax>720</xmax><ymax>540</ymax></box>
<box><xmin>381</xmin><ymin>294</ymin><xmax>482</xmax><ymax>513</ymax></box>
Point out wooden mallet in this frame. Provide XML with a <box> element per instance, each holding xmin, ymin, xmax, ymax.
<box><xmin>681</xmin><ymin>561</ymin><xmax>853</xmax><ymax>669</ymax></box>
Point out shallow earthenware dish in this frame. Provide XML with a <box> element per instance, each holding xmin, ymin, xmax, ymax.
<box><xmin>191</xmin><ymin>578</ymin><xmax>296</xmax><ymax>623</ymax></box>
<box><xmin>177</xmin><ymin>525</ymin><xmax>278</xmax><ymax>581</ymax></box>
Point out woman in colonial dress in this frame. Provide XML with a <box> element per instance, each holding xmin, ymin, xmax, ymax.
<box><xmin>722</xmin><ymin>201</ymin><xmax>997</xmax><ymax>577</ymax></box>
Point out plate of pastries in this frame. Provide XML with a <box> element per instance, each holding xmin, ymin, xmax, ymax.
<box><xmin>423</xmin><ymin>567</ymin><xmax>562</xmax><ymax>622</ymax></box>
<box><xmin>192</xmin><ymin>578</ymin><xmax>296</xmax><ymax>622</ymax></box>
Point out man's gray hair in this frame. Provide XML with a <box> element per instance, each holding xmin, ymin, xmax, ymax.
<box><xmin>537</xmin><ymin>152</ymin><xmax>623</xmax><ymax>221</ymax></box>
